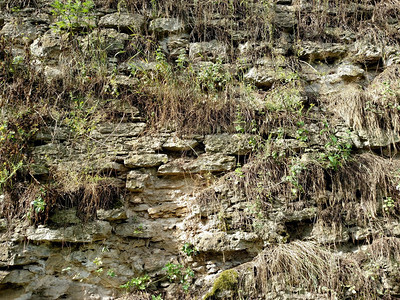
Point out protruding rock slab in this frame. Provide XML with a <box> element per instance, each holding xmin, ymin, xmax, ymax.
<box><xmin>99</xmin><ymin>12</ymin><xmax>145</xmax><ymax>32</ymax></box>
<box><xmin>148</xmin><ymin>202</ymin><xmax>187</xmax><ymax>218</ymax></box>
<box><xmin>90</xmin><ymin>123</ymin><xmax>146</xmax><ymax>138</ymax></box>
<box><xmin>189</xmin><ymin>40</ymin><xmax>228</xmax><ymax>62</ymax></box>
<box><xmin>204</xmin><ymin>134</ymin><xmax>257</xmax><ymax>155</ymax></box>
<box><xmin>149</xmin><ymin>18</ymin><xmax>186</xmax><ymax>35</ymax></box>
<box><xmin>26</xmin><ymin>221</ymin><xmax>112</xmax><ymax>243</ymax></box>
<box><xmin>124</xmin><ymin>154</ymin><xmax>168</xmax><ymax>168</ymax></box>
<box><xmin>194</xmin><ymin>231</ymin><xmax>261</xmax><ymax>252</ymax></box>
<box><xmin>162</xmin><ymin>136</ymin><xmax>198</xmax><ymax>152</ymax></box>
<box><xmin>157</xmin><ymin>154</ymin><xmax>236</xmax><ymax>175</ymax></box>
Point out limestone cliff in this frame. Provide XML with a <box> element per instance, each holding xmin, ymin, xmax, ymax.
<box><xmin>0</xmin><ymin>0</ymin><xmax>400</xmax><ymax>299</ymax></box>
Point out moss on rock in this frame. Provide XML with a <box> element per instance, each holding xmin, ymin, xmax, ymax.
<box><xmin>204</xmin><ymin>269</ymin><xmax>239</xmax><ymax>300</ymax></box>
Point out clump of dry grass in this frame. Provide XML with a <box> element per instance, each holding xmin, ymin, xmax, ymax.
<box><xmin>237</xmin><ymin>240</ymin><xmax>376</xmax><ymax>299</ymax></box>
<box><xmin>326</xmin><ymin>65</ymin><xmax>400</xmax><ymax>146</ymax></box>
<box><xmin>197</xmin><ymin>148</ymin><xmax>400</xmax><ymax>236</ymax></box>
<box><xmin>296</xmin><ymin>0</ymin><xmax>400</xmax><ymax>43</ymax></box>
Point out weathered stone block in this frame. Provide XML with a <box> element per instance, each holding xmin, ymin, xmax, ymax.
<box><xmin>124</xmin><ymin>154</ymin><xmax>168</xmax><ymax>168</ymax></box>
<box><xmin>162</xmin><ymin>136</ymin><xmax>198</xmax><ymax>152</ymax></box>
<box><xmin>157</xmin><ymin>154</ymin><xmax>236</xmax><ymax>175</ymax></box>
<box><xmin>90</xmin><ymin>123</ymin><xmax>146</xmax><ymax>138</ymax></box>
<box><xmin>30</xmin><ymin>32</ymin><xmax>62</xmax><ymax>61</ymax></box>
<box><xmin>99</xmin><ymin>12</ymin><xmax>145</xmax><ymax>32</ymax></box>
<box><xmin>189</xmin><ymin>40</ymin><xmax>227</xmax><ymax>62</ymax></box>
<box><xmin>149</xmin><ymin>18</ymin><xmax>186</xmax><ymax>35</ymax></box>
<box><xmin>1</xmin><ymin>20</ymin><xmax>40</xmax><ymax>44</ymax></box>
<box><xmin>26</xmin><ymin>221</ymin><xmax>112</xmax><ymax>243</ymax></box>
<box><xmin>194</xmin><ymin>231</ymin><xmax>260</xmax><ymax>252</ymax></box>
<box><xmin>274</xmin><ymin>5</ymin><xmax>297</xmax><ymax>29</ymax></box>
<box><xmin>297</xmin><ymin>41</ymin><xmax>347</xmax><ymax>62</ymax></box>
<box><xmin>126</xmin><ymin>171</ymin><xmax>150</xmax><ymax>192</ymax></box>
<box><xmin>148</xmin><ymin>202</ymin><xmax>187</xmax><ymax>218</ymax></box>
<box><xmin>204</xmin><ymin>134</ymin><xmax>257</xmax><ymax>155</ymax></box>
<box><xmin>97</xmin><ymin>208</ymin><xmax>127</xmax><ymax>221</ymax></box>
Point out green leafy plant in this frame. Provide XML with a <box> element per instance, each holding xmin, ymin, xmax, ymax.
<box><xmin>383</xmin><ymin>197</ymin><xmax>395</xmax><ymax>213</ymax></box>
<box><xmin>182</xmin><ymin>243</ymin><xmax>198</xmax><ymax>257</ymax></box>
<box><xmin>31</xmin><ymin>188</ymin><xmax>46</xmax><ymax>213</ymax></box>
<box><xmin>296</xmin><ymin>121</ymin><xmax>308</xmax><ymax>142</ymax></box>
<box><xmin>196</xmin><ymin>58</ymin><xmax>231</xmax><ymax>92</ymax></box>
<box><xmin>285</xmin><ymin>159</ymin><xmax>306</xmax><ymax>195</ymax></box>
<box><xmin>163</xmin><ymin>263</ymin><xmax>194</xmax><ymax>292</ymax></box>
<box><xmin>0</xmin><ymin>160</ymin><xmax>23</xmax><ymax>193</ymax></box>
<box><xmin>120</xmin><ymin>274</ymin><xmax>150</xmax><ymax>291</ymax></box>
<box><xmin>107</xmin><ymin>269</ymin><xmax>116</xmax><ymax>277</ymax></box>
<box><xmin>51</xmin><ymin>0</ymin><xmax>95</xmax><ymax>32</ymax></box>
<box><xmin>320</xmin><ymin>134</ymin><xmax>352</xmax><ymax>170</ymax></box>
<box><xmin>234</xmin><ymin>106</ymin><xmax>246</xmax><ymax>133</ymax></box>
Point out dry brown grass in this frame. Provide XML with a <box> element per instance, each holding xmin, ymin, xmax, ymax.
<box><xmin>197</xmin><ymin>149</ymin><xmax>400</xmax><ymax>236</ymax></box>
<box><xmin>326</xmin><ymin>65</ymin><xmax>400</xmax><ymax>146</ymax></box>
<box><xmin>236</xmin><ymin>240</ymin><xmax>376</xmax><ymax>299</ymax></box>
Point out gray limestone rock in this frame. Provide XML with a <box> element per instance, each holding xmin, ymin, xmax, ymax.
<box><xmin>1</xmin><ymin>19</ymin><xmax>41</xmax><ymax>44</ymax></box>
<box><xmin>30</xmin><ymin>32</ymin><xmax>62</xmax><ymax>61</ymax></box>
<box><xmin>204</xmin><ymin>134</ymin><xmax>257</xmax><ymax>155</ymax></box>
<box><xmin>124</xmin><ymin>154</ymin><xmax>168</xmax><ymax>168</ymax></box>
<box><xmin>162</xmin><ymin>136</ymin><xmax>198</xmax><ymax>152</ymax></box>
<box><xmin>189</xmin><ymin>40</ymin><xmax>228</xmax><ymax>62</ymax></box>
<box><xmin>194</xmin><ymin>231</ymin><xmax>261</xmax><ymax>252</ymax></box>
<box><xmin>97</xmin><ymin>208</ymin><xmax>127</xmax><ymax>221</ymax></box>
<box><xmin>83</xmin><ymin>28</ymin><xmax>130</xmax><ymax>56</ymax></box>
<box><xmin>90</xmin><ymin>122</ymin><xmax>146</xmax><ymax>138</ymax></box>
<box><xmin>157</xmin><ymin>154</ymin><xmax>236</xmax><ymax>175</ymax></box>
<box><xmin>126</xmin><ymin>171</ymin><xmax>150</xmax><ymax>192</ymax></box>
<box><xmin>26</xmin><ymin>221</ymin><xmax>112</xmax><ymax>243</ymax></box>
<box><xmin>336</xmin><ymin>63</ymin><xmax>365</xmax><ymax>80</ymax></box>
<box><xmin>44</xmin><ymin>65</ymin><xmax>64</xmax><ymax>81</ymax></box>
<box><xmin>297</xmin><ymin>41</ymin><xmax>347</xmax><ymax>62</ymax></box>
<box><xmin>149</xmin><ymin>18</ymin><xmax>186</xmax><ymax>35</ymax></box>
<box><xmin>274</xmin><ymin>5</ymin><xmax>297</xmax><ymax>29</ymax></box>
<box><xmin>159</xmin><ymin>33</ymin><xmax>189</xmax><ymax>57</ymax></box>
<box><xmin>148</xmin><ymin>202</ymin><xmax>187</xmax><ymax>218</ymax></box>
<box><xmin>99</xmin><ymin>12</ymin><xmax>145</xmax><ymax>32</ymax></box>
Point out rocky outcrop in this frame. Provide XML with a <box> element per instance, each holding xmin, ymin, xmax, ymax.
<box><xmin>1</xmin><ymin>0</ymin><xmax>400</xmax><ymax>299</ymax></box>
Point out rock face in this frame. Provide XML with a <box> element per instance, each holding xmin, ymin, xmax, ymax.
<box><xmin>2</xmin><ymin>1</ymin><xmax>400</xmax><ymax>300</ymax></box>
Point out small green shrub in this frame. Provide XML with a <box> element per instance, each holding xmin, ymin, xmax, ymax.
<box><xmin>320</xmin><ymin>134</ymin><xmax>352</xmax><ymax>170</ymax></box>
<box><xmin>182</xmin><ymin>243</ymin><xmax>198</xmax><ymax>257</ymax></box>
<box><xmin>163</xmin><ymin>262</ymin><xmax>194</xmax><ymax>291</ymax></box>
<box><xmin>120</xmin><ymin>274</ymin><xmax>150</xmax><ymax>291</ymax></box>
<box><xmin>31</xmin><ymin>188</ymin><xmax>46</xmax><ymax>213</ymax></box>
<box><xmin>51</xmin><ymin>0</ymin><xmax>95</xmax><ymax>32</ymax></box>
<box><xmin>196</xmin><ymin>59</ymin><xmax>231</xmax><ymax>92</ymax></box>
